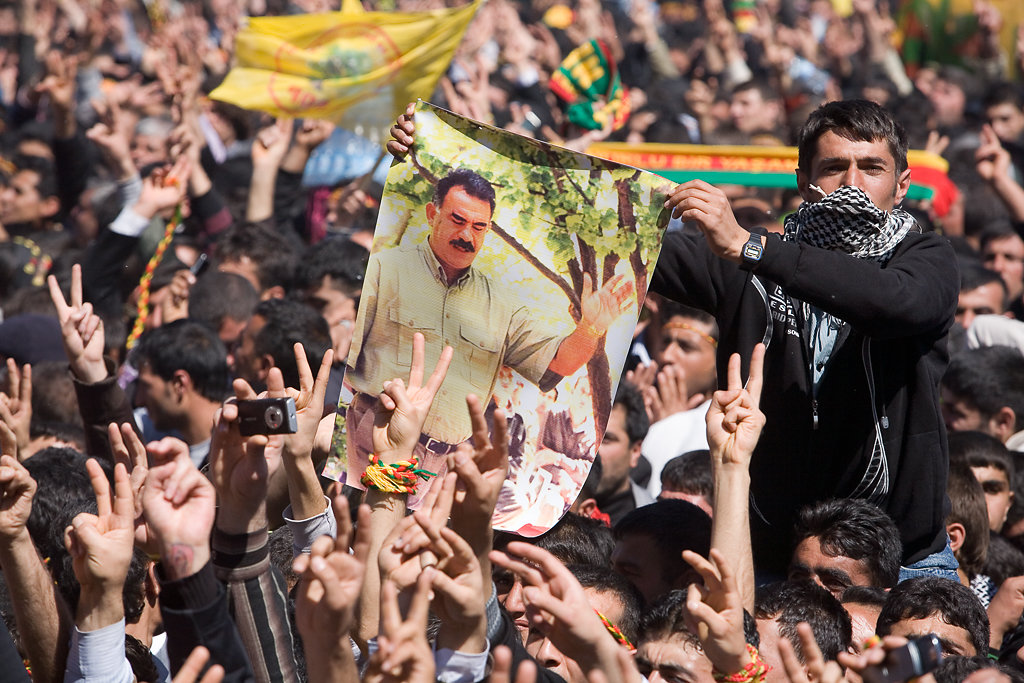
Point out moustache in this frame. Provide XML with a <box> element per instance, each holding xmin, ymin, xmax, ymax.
<box><xmin>450</xmin><ymin>238</ymin><xmax>475</xmax><ymax>253</ymax></box>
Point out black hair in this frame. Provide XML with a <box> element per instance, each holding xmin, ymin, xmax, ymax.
<box><xmin>840</xmin><ymin>585</ymin><xmax>889</xmax><ymax>609</ymax></box>
<box><xmin>950</xmin><ymin>430</ymin><xmax>1015</xmax><ymax>481</ymax></box>
<box><xmin>942</xmin><ymin>346</ymin><xmax>1024</xmax><ymax>432</ymax></box>
<box><xmin>12</xmin><ymin>154</ymin><xmax>58</xmax><ymax>200</ymax></box>
<box><xmin>495</xmin><ymin>512</ymin><xmax>615</xmax><ymax>568</ymax></box>
<box><xmin>23</xmin><ymin>446</ymin><xmax>101</xmax><ymax>560</ymax></box>
<box><xmin>28</xmin><ymin>361</ymin><xmax>82</xmax><ymax>427</ymax></box>
<box><xmin>755</xmin><ymin>580</ymin><xmax>852</xmax><ymax>663</ymax></box>
<box><xmin>983</xmin><ymin>82</ymin><xmax>1024</xmax><ymax>111</ymax></box>
<box><xmin>642</xmin><ymin>589</ymin><xmax>760</xmax><ymax>648</ymax></box>
<box><xmin>797</xmin><ymin>99</ymin><xmax>909</xmax><ymax>174</ymax></box>
<box><xmin>660</xmin><ymin>450</ymin><xmax>713</xmax><ymax>501</ymax></box>
<box><xmin>134</xmin><ymin>319</ymin><xmax>230</xmax><ymax>402</ymax></box>
<box><xmin>126</xmin><ymin>632</ymin><xmax>160</xmax><ymax>683</ymax></box>
<box><xmin>295</xmin><ymin>237</ymin><xmax>369</xmax><ymax>293</ymax></box>
<box><xmin>21</xmin><ymin>449</ymin><xmax>150</xmax><ymax>625</ymax></box>
<box><xmin>27</xmin><ymin>421</ymin><xmax>87</xmax><ymax>451</ymax></box>
<box><xmin>215</xmin><ymin>222</ymin><xmax>298</xmax><ymax>293</ymax></box>
<box><xmin>614</xmin><ymin>500</ymin><xmax>711</xmax><ymax>584</ymax></box>
<box><xmin>613</xmin><ymin>380</ymin><xmax>649</xmax><ymax>447</ymax></box>
<box><xmin>791</xmin><ymin>498</ymin><xmax>902</xmax><ymax>589</ymax></box>
<box><xmin>433</xmin><ymin>168</ymin><xmax>496</xmax><ymax>214</ymax></box>
<box><xmin>269</xmin><ymin>525</ymin><xmax>298</xmax><ymax>591</ymax></box>
<box><xmin>984</xmin><ymin>532</ymin><xmax>1024</xmax><ymax>588</ymax></box>
<box><xmin>876</xmin><ymin>576</ymin><xmax>990</xmax><ymax>657</ymax></box>
<box><xmin>189</xmin><ymin>270</ymin><xmax>259</xmax><ymax>334</ymax></box>
<box><xmin>959</xmin><ymin>262</ymin><xmax>1008</xmax><ymax>303</ymax></box>
<box><xmin>979</xmin><ymin>223</ymin><xmax>1023</xmax><ymax>255</ymax></box>
<box><xmin>732</xmin><ymin>80</ymin><xmax>781</xmax><ymax>104</ymax></box>
<box><xmin>570</xmin><ymin>564</ymin><xmax>644</xmax><ymax>644</ymax></box>
<box><xmin>946</xmin><ymin>461</ymin><xmax>990</xmax><ymax>577</ymax></box>
<box><xmin>252</xmin><ymin>298</ymin><xmax>332</xmax><ymax>390</ymax></box>
<box><xmin>935</xmin><ymin>655</ymin><xmax>1024</xmax><ymax>683</ymax></box>
<box><xmin>658</xmin><ymin>300</ymin><xmax>720</xmax><ymax>341</ymax></box>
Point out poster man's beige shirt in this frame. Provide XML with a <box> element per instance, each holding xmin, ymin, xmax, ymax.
<box><xmin>348</xmin><ymin>240</ymin><xmax>565</xmax><ymax>444</ymax></box>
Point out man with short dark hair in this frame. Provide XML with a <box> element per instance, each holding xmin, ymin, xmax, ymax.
<box><xmin>215</xmin><ymin>221</ymin><xmax>298</xmax><ymax>300</ymax></box>
<box><xmin>133</xmin><ymin>320</ymin><xmax>230</xmax><ymax>466</ymax></box>
<box><xmin>232</xmin><ymin>298</ymin><xmax>331</xmax><ymax>392</ymax></box>
<box><xmin>594</xmin><ymin>381</ymin><xmax>653</xmax><ymax>524</ymax></box>
<box><xmin>755</xmin><ymin>581</ymin><xmax>852</xmax><ymax>676</ymax></box>
<box><xmin>788</xmin><ymin>498</ymin><xmax>902</xmax><ymax>597</ymax></box>
<box><xmin>876</xmin><ymin>576</ymin><xmax>990</xmax><ymax>657</ymax></box>
<box><xmin>659</xmin><ymin>99</ymin><xmax>959</xmax><ymax>577</ymax></box>
<box><xmin>1</xmin><ymin>155</ymin><xmax>62</xmax><ymax>235</ymax></box>
<box><xmin>658</xmin><ymin>450</ymin><xmax>713</xmax><ymax>517</ymax></box>
<box><xmin>611</xmin><ymin>499</ymin><xmax>710</xmax><ymax>605</ymax></box>
<box><xmin>526</xmin><ymin>565</ymin><xmax>644</xmax><ymax>683</ymax></box>
<box><xmin>728</xmin><ymin>81</ymin><xmax>784</xmax><ymax>138</ymax></box>
<box><xmin>188</xmin><ymin>270</ymin><xmax>259</xmax><ymax>349</ymax></box>
<box><xmin>296</xmin><ymin>237</ymin><xmax>369</xmax><ymax>362</ymax></box>
<box><xmin>941</xmin><ymin>345</ymin><xmax>1024</xmax><ymax>449</ymax></box>
<box><xmin>981</xmin><ymin>227</ymin><xmax>1024</xmax><ymax>318</ymax></box>
<box><xmin>957</xmin><ymin>264</ymin><xmax>1008</xmax><ymax>331</ymax></box>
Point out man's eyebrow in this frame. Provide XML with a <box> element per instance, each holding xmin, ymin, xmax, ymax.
<box><xmin>654</xmin><ymin>662</ymin><xmax>698</xmax><ymax>682</ymax></box>
<box><xmin>815</xmin><ymin>566</ymin><xmax>854</xmax><ymax>587</ymax></box>
<box><xmin>936</xmin><ymin>636</ymin><xmax>967</xmax><ymax>656</ymax></box>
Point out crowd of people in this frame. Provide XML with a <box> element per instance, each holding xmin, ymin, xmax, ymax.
<box><xmin>1</xmin><ymin>0</ymin><xmax>1024</xmax><ymax>681</ymax></box>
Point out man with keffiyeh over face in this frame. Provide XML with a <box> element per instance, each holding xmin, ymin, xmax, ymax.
<box><xmin>657</xmin><ymin>99</ymin><xmax>959</xmax><ymax>581</ymax></box>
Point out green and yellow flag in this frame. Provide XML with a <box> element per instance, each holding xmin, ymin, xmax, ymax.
<box><xmin>210</xmin><ymin>1</ymin><xmax>479</xmax><ymax>138</ymax></box>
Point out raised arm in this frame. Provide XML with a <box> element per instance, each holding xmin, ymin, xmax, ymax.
<box><xmin>357</xmin><ymin>332</ymin><xmax>452</xmax><ymax>645</ymax></box>
<box><xmin>0</xmin><ymin>455</ymin><xmax>71</xmax><ymax>683</ymax></box>
<box><xmin>706</xmin><ymin>344</ymin><xmax>765</xmax><ymax>613</ymax></box>
<box><xmin>63</xmin><ymin>460</ymin><xmax>137</xmax><ymax>683</ymax></box>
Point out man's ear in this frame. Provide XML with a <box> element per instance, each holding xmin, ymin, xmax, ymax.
<box><xmin>425</xmin><ymin>201</ymin><xmax>437</xmax><ymax>223</ymax></box>
<box><xmin>172</xmin><ymin>370</ymin><xmax>192</xmax><ymax>400</ymax></box>
<box><xmin>946</xmin><ymin>521</ymin><xmax>966</xmax><ymax>553</ymax></box>
<box><xmin>257</xmin><ymin>354</ymin><xmax>275</xmax><ymax>382</ymax></box>
<box><xmin>575</xmin><ymin>498</ymin><xmax>599</xmax><ymax>518</ymax></box>
<box><xmin>894</xmin><ymin>167</ymin><xmax>912</xmax><ymax>206</ymax></box>
<box><xmin>796</xmin><ymin>168</ymin><xmax>816</xmax><ymax>203</ymax></box>
<box><xmin>989</xmin><ymin>406</ymin><xmax>1017</xmax><ymax>442</ymax></box>
<box><xmin>629</xmin><ymin>441</ymin><xmax>643</xmax><ymax>469</ymax></box>
<box><xmin>40</xmin><ymin>196</ymin><xmax>60</xmax><ymax>219</ymax></box>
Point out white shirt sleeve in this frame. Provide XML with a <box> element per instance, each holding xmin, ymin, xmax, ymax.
<box><xmin>64</xmin><ymin>618</ymin><xmax>134</xmax><ymax>683</ymax></box>
<box><xmin>434</xmin><ymin>646</ymin><xmax>490</xmax><ymax>683</ymax></box>
<box><xmin>282</xmin><ymin>497</ymin><xmax>336</xmax><ymax>556</ymax></box>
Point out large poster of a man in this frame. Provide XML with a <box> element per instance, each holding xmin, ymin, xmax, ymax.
<box><xmin>324</xmin><ymin>101</ymin><xmax>670</xmax><ymax>534</ymax></box>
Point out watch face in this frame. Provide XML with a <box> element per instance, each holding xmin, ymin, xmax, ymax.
<box><xmin>743</xmin><ymin>241</ymin><xmax>762</xmax><ymax>260</ymax></box>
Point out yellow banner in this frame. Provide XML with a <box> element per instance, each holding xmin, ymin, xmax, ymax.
<box><xmin>210</xmin><ymin>2</ymin><xmax>479</xmax><ymax>139</ymax></box>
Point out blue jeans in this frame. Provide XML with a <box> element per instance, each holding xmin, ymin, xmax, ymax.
<box><xmin>898</xmin><ymin>536</ymin><xmax>960</xmax><ymax>584</ymax></box>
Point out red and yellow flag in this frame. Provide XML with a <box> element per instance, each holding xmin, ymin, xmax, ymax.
<box><xmin>210</xmin><ymin>2</ymin><xmax>479</xmax><ymax>139</ymax></box>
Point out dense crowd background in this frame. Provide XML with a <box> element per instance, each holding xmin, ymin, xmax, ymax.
<box><xmin>1</xmin><ymin>0</ymin><xmax>1024</xmax><ymax>681</ymax></box>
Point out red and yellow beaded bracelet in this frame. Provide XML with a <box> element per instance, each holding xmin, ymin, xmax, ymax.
<box><xmin>125</xmin><ymin>204</ymin><xmax>184</xmax><ymax>350</ymax></box>
<box><xmin>713</xmin><ymin>643</ymin><xmax>770</xmax><ymax>683</ymax></box>
<box><xmin>594</xmin><ymin>609</ymin><xmax>636</xmax><ymax>653</ymax></box>
<box><xmin>360</xmin><ymin>453</ymin><xmax>435</xmax><ymax>494</ymax></box>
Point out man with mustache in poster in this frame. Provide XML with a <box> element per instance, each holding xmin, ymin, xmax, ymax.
<box><xmin>345</xmin><ymin>167</ymin><xmax>635</xmax><ymax>505</ymax></box>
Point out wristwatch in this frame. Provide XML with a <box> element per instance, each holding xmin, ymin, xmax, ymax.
<box><xmin>739</xmin><ymin>232</ymin><xmax>764</xmax><ymax>271</ymax></box>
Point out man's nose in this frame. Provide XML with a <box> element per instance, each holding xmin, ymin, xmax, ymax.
<box><xmin>535</xmin><ymin>637</ymin><xmax>562</xmax><ymax>669</ymax></box>
<box><xmin>505</xmin><ymin>580</ymin><xmax>526</xmax><ymax>615</ymax></box>
<box><xmin>840</xmin><ymin>165</ymin><xmax>863</xmax><ymax>188</ymax></box>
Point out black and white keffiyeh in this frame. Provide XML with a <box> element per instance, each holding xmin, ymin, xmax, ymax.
<box><xmin>783</xmin><ymin>185</ymin><xmax>919</xmax><ymax>264</ymax></box>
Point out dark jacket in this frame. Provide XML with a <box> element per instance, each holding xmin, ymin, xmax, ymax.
<box><xmin>651</xmin><ymin>227</ymin><xmax>958</xmax><ymax>573</ymax></box>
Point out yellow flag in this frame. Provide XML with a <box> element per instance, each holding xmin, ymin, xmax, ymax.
<box><xmin>210</xmin><ymin>2</ymin><xmax>479</xmax><ymax>139</ymax></box>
